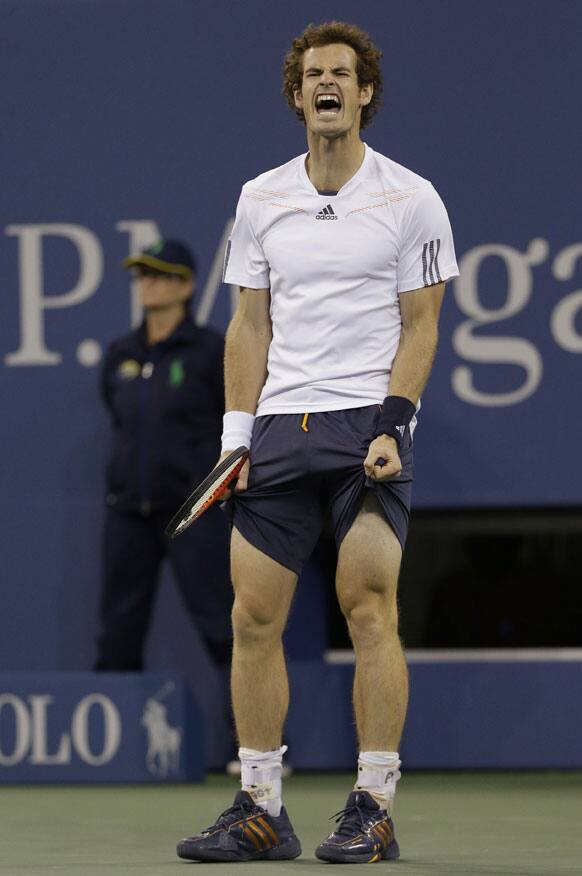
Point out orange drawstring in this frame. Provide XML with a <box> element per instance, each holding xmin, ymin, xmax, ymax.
<box><xmin>301</xmin><ymin>413</ymin><xmax>309</xmax><ymax>432</ymax></box>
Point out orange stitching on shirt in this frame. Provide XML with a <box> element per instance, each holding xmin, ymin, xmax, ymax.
<box><xmin>346</xmin><ymin>202</ymin><xmax>389</xmax><ymax>216</ymax></box>
<box><xmin>268</xmin><ymin>203</ymin><xmax>307</xmax><ymax>213</ymax></box>
<box><xmin>244</xmin><ymin>189</ymin><xmax>290</xmax><ymax>201</ymax></box>
<box><xmin>346</xmin><ymin>192</ymin><xmax>416</xmax><ymax>216</ymax></box>
<box><xmin>255</xmin><ymin>188</ymin><xmax>290</xmax><ymax>198</ymax></box>
<box><xmin>244</xmin><ymin>192</ymin><xmax>277</xmax><ymax>202</ymax></box>
<box><xmin>366</xmin><ymin>186</ymin><xmax>419</xmax><ymax>198</ymax></box>
<box><xmin>243</xmin><ymin>193</ymin><xmax>306</xmax><ymax>212</ymax></box>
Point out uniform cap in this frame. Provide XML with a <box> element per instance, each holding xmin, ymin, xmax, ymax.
<box><xmin>122</xmin><ymin>239</ymin><xmax>196</xmax><ymax>278</ymax></box>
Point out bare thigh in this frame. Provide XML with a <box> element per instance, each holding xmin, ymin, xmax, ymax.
<box><xmin>335</xmin><ymin>491</ymin><xmax>403</xmax><ymax>619</ymax></box>
<box><xmin>230</xmin><ymin>527</ymin><xmax>297</xmax><ymax>634</ymax></box>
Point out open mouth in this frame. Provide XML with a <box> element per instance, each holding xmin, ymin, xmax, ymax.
<box><xmin>315</xmin><ymin>93</ymin><xmax>342</xmax><ymax>115</ymax></box>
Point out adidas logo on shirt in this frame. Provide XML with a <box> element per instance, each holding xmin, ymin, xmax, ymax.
<box><xmin>315</xmin><ymin>204</ymin><xmax>338</xmax><ymax>220</ymax></box>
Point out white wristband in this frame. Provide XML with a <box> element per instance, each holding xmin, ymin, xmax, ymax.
<box><xmin>221</xmin><ymin>410</ymin><xmax>255</xmax><ymax>454</ymax></box>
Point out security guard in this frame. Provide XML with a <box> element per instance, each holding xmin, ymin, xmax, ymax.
<box><xmin>95</xmin><ymin>239</ymin><xmax>232</xmax><ymax>671</ymax></box>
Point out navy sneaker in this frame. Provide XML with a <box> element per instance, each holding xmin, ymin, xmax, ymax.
<box><xmin>177</xmin><ymin>790</ymin><xmax>302</xmax><ymax>862</ymax></box>
<box><xmin>315</xmin><ymin>790</ymin><xmax>400</xmax><ymax>864</ymax></box>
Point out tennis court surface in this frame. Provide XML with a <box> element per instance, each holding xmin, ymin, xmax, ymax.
<box><xmin>2</xmin><ymin>771</ymin><xmax>580</xmax><ymax>875</ymax></box>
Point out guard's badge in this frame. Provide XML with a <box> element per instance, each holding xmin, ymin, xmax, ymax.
<box><xmin>117</xmin><ymin>359</ymin><xmax>141</xmax><ymax>380</ymax></box>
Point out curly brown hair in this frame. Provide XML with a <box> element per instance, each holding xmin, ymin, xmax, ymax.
<box><xmin>282</xmin><ymin>21</ymin><xmax>383</xmax><ymax>130</ymax></box>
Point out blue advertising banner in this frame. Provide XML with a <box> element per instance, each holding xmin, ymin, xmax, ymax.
<box><xmin>1</xmin><ymin>1</ymin><xmax>580</xmax><ymax>672</ymax></box>
<box><xmin>0</xmin><ymin>673</ymin><xmax>203</xmax><ymax>783</ymax></box>
<box><xmin>287</xmin><ymin>654</ymin><xmax>582</xmax><ymax>769</ymax></box>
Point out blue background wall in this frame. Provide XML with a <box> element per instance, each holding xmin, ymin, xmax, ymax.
<box><xmin>1</xmin><ymin>1</ymin><xmax>581</xmax><ymax>684</ymax></box>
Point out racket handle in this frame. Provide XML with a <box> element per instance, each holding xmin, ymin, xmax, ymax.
<box><xmin>375</xmin><ymin>457</ymin><xmax>387</xmax><ymax>467</ymax></box>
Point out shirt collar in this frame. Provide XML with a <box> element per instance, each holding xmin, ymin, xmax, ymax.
<box><xmin>299</xmin><ymin>142</ymin><xmax>371</xmax><ymax>197</ymax></box>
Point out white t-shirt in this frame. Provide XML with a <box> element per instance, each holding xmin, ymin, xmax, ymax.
<box><xmin>223</xmin><ymin>143</ymin><xmax>459</xmax><ymax>418</ymax></box>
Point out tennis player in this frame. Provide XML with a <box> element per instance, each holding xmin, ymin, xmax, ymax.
<box><xmin>178</xmin><ymin>21</ymin><xmax>459</xmax><ymax>864</ymax></box>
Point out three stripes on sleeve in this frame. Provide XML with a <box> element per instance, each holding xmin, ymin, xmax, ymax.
<box><xmin>422</xmin><ymin>239</ymin><xmax>442</xmax><ymax>286</ymax></box>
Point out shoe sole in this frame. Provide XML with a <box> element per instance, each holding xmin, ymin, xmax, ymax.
<box><xmin>315</xmin><ymin>838</ymin><xmax>400</xmax><ymax>864</ymax></box>
<box><xmin>177</xmin><ymin>836</ymin><xmax>302</xmax><ymax>862</ymax></box>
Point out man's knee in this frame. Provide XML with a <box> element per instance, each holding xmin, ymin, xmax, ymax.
<box><xmin>230</xmin><ymin>528</ymin><xmax>296</xmax><ymax>649</ymax></box>
<box><xmin>231</xmin><ymin>591</ymin><xmax>286</xmax><ymax>647</ymax></box>
<box><xmin>340</xmin><ymin>585</ymin><xmax>399</xmax><ymax>649</ymax></box>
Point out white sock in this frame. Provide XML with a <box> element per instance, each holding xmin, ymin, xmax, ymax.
<box><xmin>355</xmin><ymin>750</ymin><xmax>401</xmax><ymax>813</ymax></box>
<box><xmin>239</xmin><ymin>745</ymin><xmax>287</xmax><ymax>817</ymax></box>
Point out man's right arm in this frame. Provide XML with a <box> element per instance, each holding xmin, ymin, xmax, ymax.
<box><xmin>225</xmin><ymin>287</ymin><xmax>272</xmax><ymax>413</ymax></box>
<box><xmin>221</xmin><ymin>286</ymin><xmax>271</xmax><ymax>493</ymax></box>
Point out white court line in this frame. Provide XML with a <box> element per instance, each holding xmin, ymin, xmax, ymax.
<box><xmin>325</xmin><ymin>648</ymin><xmax>582</xmax><ymax>664</ymax></box>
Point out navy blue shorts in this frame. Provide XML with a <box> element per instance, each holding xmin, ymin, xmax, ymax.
<box><xmin>227</xmin><ymin>405</ymin><xmax>413</xmax><ymax>575</ymax></box>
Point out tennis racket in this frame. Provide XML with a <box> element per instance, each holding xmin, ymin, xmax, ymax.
<box><xmin>165</xmin><ymin>446</ymin><xmax>249</xmax><ymax>539</ymax></box>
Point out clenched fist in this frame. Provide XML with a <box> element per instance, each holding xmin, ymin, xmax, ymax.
<box><xmin>363</xmin><ymin>434</ymin><xmax>402</xmax><ymax>481</ymax></box>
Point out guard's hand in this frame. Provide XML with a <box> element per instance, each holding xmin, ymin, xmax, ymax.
<box><xmin>217</xmin><ymin>451</ymin><xmax>250</xmax><ymax>501</ymax></box>
<box><xmin>363</xmin><ymin>434</ymin><xmax>402</xmax><ymax>481</ymax></box>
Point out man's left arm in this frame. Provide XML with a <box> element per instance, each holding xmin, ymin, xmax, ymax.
<box><xmin>363</xmin><ymin>281</ymin><xmax>446</xmax><ymax>481</ymax></box>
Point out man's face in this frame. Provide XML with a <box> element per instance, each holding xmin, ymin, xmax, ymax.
<box><xmin>294</xmin><ymin>43</ymin><xmax>373</xmax><ymax>138</ymax></box>
<box><xmin>133</xmin><ymin>267</ymin><xmax>193</xmax><ymax>312</ymax></box>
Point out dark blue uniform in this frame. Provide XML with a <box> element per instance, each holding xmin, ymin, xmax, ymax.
<box><xmin>95</xmin><ymin>315</ymin><xmax>232</xmax><ymax>670</ymax></box>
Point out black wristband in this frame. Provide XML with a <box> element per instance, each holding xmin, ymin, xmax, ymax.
<box><xmin>375</xmin><ymin>396</ymin><xmax>416</xmax><ymax>445</ymax></box>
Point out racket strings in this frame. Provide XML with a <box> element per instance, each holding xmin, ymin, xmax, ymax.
<box><xmin>173</xmin><ymin>455</ymin><xmax>247</xmax><ymax>535</ymax></box>
<box><xmin>176</xmin><ymin>480</ymin><xmax>229</xmax><ymax>532</ymax></box>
